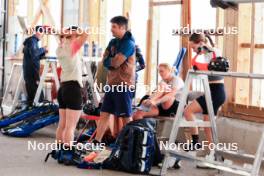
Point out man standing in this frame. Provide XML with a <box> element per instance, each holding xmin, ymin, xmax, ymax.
<box><xmin>23</xmin><ymin>26</ymin><xmax>48</xmax><ymax>106</ymax></box>
<box><xmin>94</xmin><ymin>16</ymin><xmax>136</xmax><ymax>143</ymax></box>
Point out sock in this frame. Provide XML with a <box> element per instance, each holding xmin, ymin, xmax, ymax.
<box><xmin>92</xmin><ymin>139</ymin><xmax>101</xmax><ymax>144</ymax></box>
<box><xmin>192</xmin><ymin>135</ymin><xmax>199</xmax><ymax>145</ymax></box>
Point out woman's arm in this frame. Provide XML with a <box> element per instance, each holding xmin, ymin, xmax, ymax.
<box><xmin>71</xmin><ymin>31</ymin><xmax>89</xmax><ymax>55</ymax></box>
<box><xmin>144</xmin><ymin>82</ymin><xmax>176</xmax><ymax>106</ymax></box>
<box><xmin>154</xmin><ymin>87</ymin><xmax>177</xmax><ymax>105</ymax></box>
<box><xmin>59</xmin><ymin>29</ymin><xmax>89</xmax><ymax>56</ymax></box>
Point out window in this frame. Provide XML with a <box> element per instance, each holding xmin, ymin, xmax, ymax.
<box><xmin>105</xmin><ymin>0</ymin><xmax>123</xmax><ymax>43</ymax></box>
<box><xmin>130</xmin><ymin>0</ymin><xmax>149</xmax><ymax>98</ymax></box>
<box><xmin>151</xmin><ymin>3</ymin><xmax>182</xmax><ymax>89</ymax></box>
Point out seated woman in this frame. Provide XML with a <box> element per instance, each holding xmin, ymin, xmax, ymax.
<box><xmin>133</xmin><ymin>63</ymin><xmax>184</xmax><ymax>120</ymax></box>
<box><xmin>184</xmin><ymin>33</ymin><xmax>226</xmax><ymax>156</ymax></box>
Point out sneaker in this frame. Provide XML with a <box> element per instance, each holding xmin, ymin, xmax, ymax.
<box><xmin>173</xmin><ymin>159</ymin><xmax>181</xmax><ymax>169</ymax></box>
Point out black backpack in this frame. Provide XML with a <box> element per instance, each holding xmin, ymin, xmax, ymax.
<box><xmin>208</xmin><ymin>56</ymin><xmax>230</xmax><ymax>72</ymax></box>
<box><xmin>103</xmin><ymin>119</ymin><xmax>162</xmax><ymax>174</ymax></box>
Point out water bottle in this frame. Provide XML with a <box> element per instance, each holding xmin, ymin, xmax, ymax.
<box><xmin>83</xmin><ymin>43</ymin><xmax>89</xmax><ymax>57</ymax></box>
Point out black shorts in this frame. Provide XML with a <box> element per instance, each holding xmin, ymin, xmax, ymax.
<box><xmin>158</xmin><ymin>100</ymin><xmax>179</xmax><ymax>117</ymax></box>
<box><xmin>57</xmin><ymin>81</ymin><xmax>82</xmax><ymax>110</ymax></box>
<box><xmin>196</xmin><ymin>83</ymin><xmax>226</xmax><ymax>115</ymax></box>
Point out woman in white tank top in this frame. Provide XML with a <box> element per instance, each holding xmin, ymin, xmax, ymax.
<box><xmin>55</xmin><ymin>26</ymin><xmax>88</xmax><ymax>153</ymax></box>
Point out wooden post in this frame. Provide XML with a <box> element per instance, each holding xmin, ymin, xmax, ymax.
<box><xmin>123</xmin><ymin>0</ymin><xmax>132</xmax><ymax>29</ymax></box>
<box><xmin>87</xmin><ymin>0</ymin><xmax>100</xmax><ymax>47</ymax></box>
<box><xmin>249</xmin><ymin>3</ymin><xmax>255</xmax><ymax>106</ymax></box>
<box><xmin>221</xmin><ymin>8</ymin><xmax>238</xmax><ymax>114</ymax></box>
<box><xmin>98</xmin><ymin>0</ymin><xmax>107</xmax><ymax>50</ymax></box>
<box><xmin>235</xmin><ymin>4</ymin><xmax>251</xmax><ymax>106</ymax></box>
<box><xmin>61</xmin><ymin>0</ymin><xmax>64</xmax><ymax>28</ymax></box>
<box><xmin>181</xmin><ymin>0</ymin><xmax>191</xmax><ymax>80</ymax></box>
<box><xmin>144</xmin><ymin>0</ymin><xmax>154</xmax><ymax>86</ymax></box>
<box><xmin>27</xmin><ymin>0</ymin><xmax>34</xmax><ymax>24</ymax></box>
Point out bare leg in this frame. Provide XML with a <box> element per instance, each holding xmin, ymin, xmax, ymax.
<box><xmin>133</xmin><ymin>105</ymin><xmax>159</xmax><ymax>120</ymax></box>
<box><xmin>160</xmin><ymin>96</ymin><xmax>175</xmax><ymax>110</ymax></box>
<box><xmin>184</xmin><ymin>100</ymin><xmax>203</xmax><ymax>135</ymax></box>
<box><xmin>117</xmin><ymin>118</ymin><xmax>124</xmax><ymax>134</ymax></box>
<box><xmin>203</xmin><ymin>115</ymin><xmax>213</xmax><ymax>144</ymax></box>
<box><xmin>121</xmin><ymin>117</ymin><xmax>132</xmax><ymax>126</ymax></box>
<box><xmin>56</xmin><ymin>109</ymin><xmax>66</xmax><ymax>143</ymax></box>
<box><xmin>95</xmin><ymin>112</ymin><xmax>111</xmax><ymax>142</ymax></box>
<box><xmin>108</xmin><ymin>115</ymin><xmax>115</xmax><ymax>137</ymax></box>
<box><xmin>63</xmin><ymin>109</ymin><xmax>81</xmax><ymax>146</ymax></box>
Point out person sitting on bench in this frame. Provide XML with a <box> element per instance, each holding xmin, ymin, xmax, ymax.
<box><xmin>133</xmin><ymin>63</ymin><xmax>184</xmax><ymax>120</ymax></box>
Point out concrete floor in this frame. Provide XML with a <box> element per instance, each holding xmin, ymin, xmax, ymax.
<box><xmin>0</xmin><ymin>125</ymin><xmax>255</xmax><ymax>176</ymax></box>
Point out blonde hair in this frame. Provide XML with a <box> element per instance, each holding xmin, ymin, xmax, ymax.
<box><xmin>158</xmin><ymin>63</ymin><xmax>175</xmax><ymax>73</ymax></box>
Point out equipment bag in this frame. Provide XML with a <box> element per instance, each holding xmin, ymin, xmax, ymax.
<box><xmin>1</xmin><ymin>105</ymin><xmax>59</xmax><ymax>137</ymax></box>
<box><xmin>208</xmin><ymin>56</ymin><xmax>230</xmax><ymax>72</ymax></box>
<box><xmin>102</xmin><ymin>119</ymin><xmax>162</xmax><ymax>174</ymax></box>
<box><xmin>0</xmin><ymin>103</ymin><xmax>57</xmax><ymax>128</ymax></box>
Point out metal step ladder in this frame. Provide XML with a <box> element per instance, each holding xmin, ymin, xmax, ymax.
<box><xmin>1</xmin><ymin>63</ymin><xmax>27</xmax><ymax>115</ymax></box>
<box><xmin>33</xmin><ymin>58</ymin><xmax>60</xmax><ymax>104</ymax></box>
<box><xmin>160</xmin><ymin>69</ymin><xmax>264</xmax><ymax>176</ymax></box>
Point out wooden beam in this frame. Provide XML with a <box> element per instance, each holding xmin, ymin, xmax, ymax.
<box><xmin>220</xmin><ymin>8</ymin><xmax>238</xmax><ymax>113</ymax></box>
<box><xmin>98</xmin><ymin>0</ymin><xmax>107</xmax><ymax>50</ymax></box>
<box><xmin>123</xmin><ymin>0</ymin><xmax>132</xmax><ymax>17</ymax></box>
<box><xmin>181</xmin><ymin>0</ymin><xmax>191</xmax><ymax>80</ymax></box>
<box><xmin>241</xmin><ymin>43</ymin><xmax>264</xmax><ymax>49</ymax></box>
<box><xmin>144</xmin><ymin>0</ymin><xmax>154</xmax><ymax>86</ymax></box>
<box><xmin>221</xmin><ymin>103</ymin><xmax>264</xmax><ymax>123</ymax></box>
<box><xmin>78</xmin><ymin>0</ymin><xmax>84</xmax><ymax>27</ymax></box>
<box><xmin>123</xmin><ymin>0</ymin><xmax>132</xmax><ymax>29</ymax></box>
<box><xmin>87</xmin><ymin>0</ymin><xmax>100</xmax><ymax>47</ymax></box>
<box><xmin>249</xmin><ymin>3</ymin><xmax>255</xmax><ymax>106</ymax></box>
<box><xmin>8</xmin><ymin>0</ymin><xmax>16</xmax><ymax>16</ymax></box>
<box><xmin>234</xmin><ymin>4</ymin><xmax>252</xmax><ymax>106</ymax></box>
<box><xmin>61</xmin><ymin>0</ymin><xmax>64</xmax><ymax>28</ymax></box>
<box><xmin>27</xmin><ymin>0</ymin><xmax>34</xmax><ymax>24</ymax></box>
<box><xmin>30</xmin><ymin>0</ymin><xmax>49</xmax><ymax>28</ymax></box>
<box><xmin>252</xmin><ymin>4</ymin><xmax>264</xmax><ymax>107</ymax></box>
<box><xmin>39</xmin><ymin>0</ymin><xmax>59</xmax><ymax>42</ymax></box>
<box><xmin>150</xmin><ymin>0</ymin><xmax>182</xmax><ymax>6</ymax></box>
<box><xmin>216</xmin><ymin>8</ymin><xmax>224</xmax><ymax>54</ymax></box>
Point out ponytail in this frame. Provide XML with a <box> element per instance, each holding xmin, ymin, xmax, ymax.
<box><xmin>205</xmin><ymin>34</ymin><xmax>215</xmax><ymax>48</ymax></box>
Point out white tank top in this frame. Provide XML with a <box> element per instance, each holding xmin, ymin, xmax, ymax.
<box><xmin>56</xmin><ymin>41</ymin><xmax>83</xmax><ymax>87</ymax></box>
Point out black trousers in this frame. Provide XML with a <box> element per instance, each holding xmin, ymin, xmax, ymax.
<box><xmin>25</xmin><ymin>80</ymin><xmax>44</xmax><ymax>106</ymax></box>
